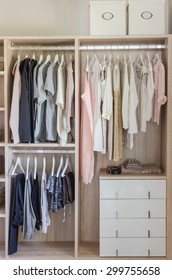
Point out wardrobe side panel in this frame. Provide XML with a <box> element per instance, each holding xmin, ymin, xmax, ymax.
<box><xmin>166</xmin><ymin>36</ymin><xmax>172</xmax><ymax>259</ymax></box>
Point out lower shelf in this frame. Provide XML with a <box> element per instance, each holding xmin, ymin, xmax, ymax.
<box><xmin>7</xmin><ymin>241</ymin><xmax>75</xmax><ymax>259</ymax></box>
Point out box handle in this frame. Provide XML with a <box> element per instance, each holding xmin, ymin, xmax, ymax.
<box><xmin>102</xmin><ymin>12</ymin><xmax>113</xmax><ymax>21</ymax></box>
<box><xmin>141</xmin><ymin>11</ymin><xmax>153</xmax><ymax>20</ymax></box>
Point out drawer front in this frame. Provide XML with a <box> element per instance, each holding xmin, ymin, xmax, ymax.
<box><xmin>100</xmin><ymin>180</ymin><xmax>166</xmax><ymax>199</ymax></box>
<box><xmin>100</xmin><ymin>219</ymin><xmax>166</xmax><ymax>238</ymax></box>
<box><xmin>100</xmin><ymin>238</ymin><xmax>166</xmax><ymax>257</ymax></box>
<box><xmin>100</xmin><ymin>199</ymin><xmax>166</xmax><ymax>218</ymax></box>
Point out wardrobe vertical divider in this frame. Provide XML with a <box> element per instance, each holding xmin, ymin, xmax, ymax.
<box><xmin>4</xmin><ymin>37</ymin><xmax>79</xmax><ymax>259</ymax></box>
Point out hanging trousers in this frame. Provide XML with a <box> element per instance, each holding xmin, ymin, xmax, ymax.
<box><xmin>8</xmin><ymin>173</ymin><xmax>25</xmax><ymax>255</ymax></box>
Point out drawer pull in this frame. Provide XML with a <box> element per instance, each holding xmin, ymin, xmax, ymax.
<box><xmin>148</xmin><ymin>211</ymin><xmax>151</xmax><ymax>218</ymax></box>
<box><xmin>115</xmin><ymin>211</ymin><xmax>118</xmax><ymax>219</ymax></box>
<box><xmin>116</xmin><ymin>230</ymin><xmax>118</xmax><ymax>238</ymax></box>
<box><xmin>148</xmin><ymin>249</ymin><xmax>151</xmax><ymax>257</ymax></box>
<box><xmin>148</xmin><ymin>191</ymin><xmax>151</xmax><ymax>199</ymax></box>
<box><xmin>148</xmin><ymin>230</ymin><xmax>150</xmax><ymax>238</ymax></box>
<box><xmin>116</xmin><ymin>249</ymin><xmax>118</xmax><ymax>256</ymax></box>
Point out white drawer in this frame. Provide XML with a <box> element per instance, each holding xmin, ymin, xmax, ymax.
<box><xmin>100</xmin><ymin>219</ymin><xmax>166</xmax><ymax>238</ymax></box>
<box><xmin>100</xmin><ymin>199</ymin><xmax>166</xmax><ymax>218</ymax></box>
<box><xmin>100</xmin><ymin>238</ymin><xmax>166</xmax><ymax>257</ymax></box>
<box><xmin>100</xmin><ymin>180</ymin><xmax>166</xmax><ymax>199</ymax></box>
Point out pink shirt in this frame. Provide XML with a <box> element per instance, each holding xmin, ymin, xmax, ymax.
<box><xmin>152</xmin><ymin>60</ymin><xmax>167</xmax><ymax>125</ymax></box>
<box><xmin>80</xmin><ymin>76</ymin><xmax>94</xmax><ymax>184</ymax></box>
<box><xmin>9</xmin><ymin>59</ymin><xmax>21</xmax><ymax>144</ymax></box>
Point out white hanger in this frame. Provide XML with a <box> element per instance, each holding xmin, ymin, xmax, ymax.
<box><xmin>12</xmin><ymin>157</ymin><xmax>25</xmax><ymax>175</ymax></box>
<box><xmin>25</xmin><ymin>54</ymin><xmax>28</xmax><ymax>58</ymax></box>
<box><xmin>34</xmin><ymin>157</ymin><xmax>37</xmax><ymax>180</ymax></box>
<box><xmin>45</xmin><ymin>54</ymin><xmax>51</xmax><ymax>64</ymax></box>
<box><xmin>38</xmin><ymin>54</ymin><xmax>44</xmax><ymax>64</ymax></box>
<box><xmin>147</xmin><ymin>51</ymin><xmax>150</xmax><ymax>64</ymax></box>
<box><xmin>32</xmin><ymin>52</ymin><xmax>36</xmax><ymax>60</ymax></box>
<box><xmin>60</xmin><ymin>53</ymin><xmax>65</xmax><ymax>66</ymax></box>
<box><xmin>26</xmin><ymin>157</ymin><xmax>30</xmax><ymax>180</ymax></box>
<box><xmin>86</xmin><ymin>54</ymin><xmax>89</xmax><ymax>73</ymax></box>
<box><xmin>51</xmin><ymin>156</ymin><xmax>55</xmax><ymax>177</ymax></box>
<box><xmin>61</xmin><ymin>157</ymin><xmax>69</xmax><ymax>177</ymax></box>
<box><xmin>56</xmin><ymin>155</ymin><xmax>63</xmax><ymax>177</ymax></box>
<box><xmin>17</xmin><ymin>52</ymin><xmax>21</xmax><ymax>60</ymax></box>
<box><xmin>42</xmin><ymin>157</ymin><xmax>46</xmax><ymax>180</ymax></box>
<box><xmin>54</xmin><ymin>53</ymin><xmax>59</xmax><ymax>63</ymax></box>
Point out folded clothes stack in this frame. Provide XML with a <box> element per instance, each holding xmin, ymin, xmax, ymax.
<box><xmin>121</xmin><ymin>159</ymin><xmax>162</xmax><ymax>174</ymax></box>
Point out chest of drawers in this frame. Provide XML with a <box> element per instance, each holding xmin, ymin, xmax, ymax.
<box><xmin>100</xmin><ymin>176</ymin><xmax>166</xmax><ymax>257</ymax></box>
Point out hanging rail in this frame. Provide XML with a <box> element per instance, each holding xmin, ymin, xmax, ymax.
<box><xmin>79</xmin><ymin>43</ymin><xmax>167</xmax><ymax>51</ymax></box>
<box><xmin>10</xmin><ymin>45</ymin><xmax>75</xmax><ymax>51</ymax></box>
<box><xmin>11</xmin><ymin>149</ymin><xmax>75</xmax><ymax>154</ymax></box>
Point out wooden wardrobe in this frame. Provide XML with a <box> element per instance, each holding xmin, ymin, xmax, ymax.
<box><xmin>0</xmin><ymin>35</ymin><xmax>172</xmax><ymax>259</ymax></box>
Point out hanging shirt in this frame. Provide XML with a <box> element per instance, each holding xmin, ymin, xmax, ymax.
<box><xmin>103</xmin><ymin>61</ymin><xmax>113</xmax><ymax>160</ymax></box>
<box><xmin>91</xmin><ymin>58</ymin><xmax>104</xmax><ymax>152</ymax></box>
<box><xmin>44</xmin><ymin>62</ymin><xmax>58</xmax><ymax>141</ymax></box>
<box><xmin>41</xmin><ymin>171</ymin><xmax>50</xmax><ymax>234</ymax></box>
<box><xmin>65</xmin><ymin>60</ymin><xmax>75</xmax><ymax>133</ymax></box>
<box><xmin>34</xmin><ymin>61</ymin><xmax>50</xmax><ymax>143</ymax></box>
<box><xmin>128</xmin><ymin>59</ymin><xmax>139</xmax><ymax>149</ymax></box>
<box><xmin>28</xmin><ymin>59</ymin><xmax>37</xmax><ymax>143</ymax></box>
<box><xmin>140</xmin><ymin>64</ymin><xmax>149</xmax><ymax>132</ymax></box>
<box><xmin>22</xmin><ymin>172</ymin><xmax>36</xmax><ymax>239</ymax></box>
<box><xmin>56</xmin><ymin>58</ymin><xmax>68</xmax><ymax>146</ymax></box>
<box><xmin>122</xmin><ymin>55</ymin><xmax>129</xmax><ymax>129</ymax></box>
<box><xmin>100</xmin><ymin>60</ymin><xmax>107</xmax><ymax>154</ymax></box>
<box><xmin>146</xmin><ymin>60</ymin><xmax>154</xmax><ymax>121</ymax></box>
<box><xmin>80</xmin><ymin>75</ymin><xmax>94</xmax><ymax>185</ymax></box>
<box><xmin>113</xmin><ymin>63</ymin><xmax>123</xmax><ymax>161</ymax></box>
<box><xmin>31</xmin><ymin>173</ymin><xmax>41</xmax><ymax>231</ymax></box>
<box><xmin>19</xmin><ymin>58</ymin><xmax>32</xmax><ymax>143</ymax></box>
<box><xmin>9</xmin><ymin>58</ymin><xmax>21</xmax><ymax>144</ymax></box>
<box><xmin>152</xmin><ymin>60</ymin><xmax>167</xmax><ymax>125</ymax></box>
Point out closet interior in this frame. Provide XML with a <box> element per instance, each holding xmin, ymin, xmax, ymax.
<box><xmin>0</xmin><ymin>35</ymin><xmax>172</xmax><ymax>259</ymax></box>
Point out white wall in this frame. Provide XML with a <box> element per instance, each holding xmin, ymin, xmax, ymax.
<box><xmin>0</xmin><ymin>0</ymin><xmax>171</xmax><ymax>35</ymax></box>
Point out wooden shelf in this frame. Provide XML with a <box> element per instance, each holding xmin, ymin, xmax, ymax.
<box><xmin>0</xmin><ymin>71</ymin><xmax>4</xmax><ymax>76</ymax></box>
<box><xmin>0</xmin><ymin>107</ymin><xmax>5</xmax><ymax>111</ymax></box>
<box><xmin>7</xmin><ymin>242</ymin><xmax>75</xmax><ymax>259</ymax></box>
<box><xmin>8</xmin><ymin>143</ymin><xmax>75</xmax><ymax>148</ymax></box>
<box><xmin>0</xmin><ymin>143</ymin><xmax>5</xmax><ymax>147</ymax></box>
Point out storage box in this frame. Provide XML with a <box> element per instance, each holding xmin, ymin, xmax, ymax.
<box><xmin>128</xmin><ymin>0</ymin><xmax>166</xmax><ymax>35</ymax></box>
<box><xmin>89</xmin><ymin>1</ymin><xmax>127</xmax><ymax>35</ymax></box>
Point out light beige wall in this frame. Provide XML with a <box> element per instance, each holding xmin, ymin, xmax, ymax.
<box><xmin>0</xmin><ymin>0</ymin><xmax>170</xmax><ymax>36</ymax></box>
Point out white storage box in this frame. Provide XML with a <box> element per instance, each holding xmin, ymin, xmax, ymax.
<box><xmin>128</xmin><ymin>0</ymin><xmax>166</xmax><ymax>35</ymax></box>
<box><xmin>89</xmin><ymin>1</ymin><xmax>127</xmax><ymax>35</ymax></box>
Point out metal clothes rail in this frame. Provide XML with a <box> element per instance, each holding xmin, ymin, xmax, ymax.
<box><xmin>11</xmin><ymin>149</ymin><xmax>75</xmax><ymax>154</ymax></box>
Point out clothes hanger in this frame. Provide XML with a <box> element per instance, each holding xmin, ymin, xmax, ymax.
<box><xmin>51</xmin><ymin>156</ymin><xmax>55</xmax><ymax>177</ymax></box>
<box><xmin>54</xmin><ymin>53</ymin><xmax>59</xmax><ymax>63</ymax></box>
<box><xmin>60</xmin><ymin>53</ymin><xmax>65</xmax><ymax>66</ymax></box>
<box><xmin>34</xmin><ymin>157</ymin><xmax>37</xmax><ymax>180</ymax></box>
<box><xmin>45</xmin><ymin>54</ymin><xmax>51</xmax><ymax>64</ymax></box>
<box><xmin>56</xmin><ymin>155</ymin><xmax>64</xmax><ymax>177</ymax></box>
<box><xmin>26</xmin><ymin>157</ymin><xmax>30</xmax><ymax>180</ymax></box>
<box><xmin>61</xmin><ymin>156</ymin><xmax>69</xmax><ymax>177</ymax></box>
<box><xmin>42</xmin><ymin>157</ymin><xmax>46</xmax><ymax>180</ymax></box>
<box><xmin>11</xmin><ymin>156</ymin><xmax>25</xmax><ymax>175</ymax></box>
<box><xmin>32</xmin><ymin>52</ymin><xmax>36</xmax><ymax>60</ymax></box>
<box><xmin>17</xmin><ymin>52</ymin><xmax>21</xmax><ymax>60</ymax></box>
<box><xmin>86</xmin><ymin>54</ymin><xmax>89</xmax><ymax>73</ymax></box>
<box><xmin>38</xmin><ymin>54</ymin><xmax>44</xmax><ymax>64</ymax></box>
